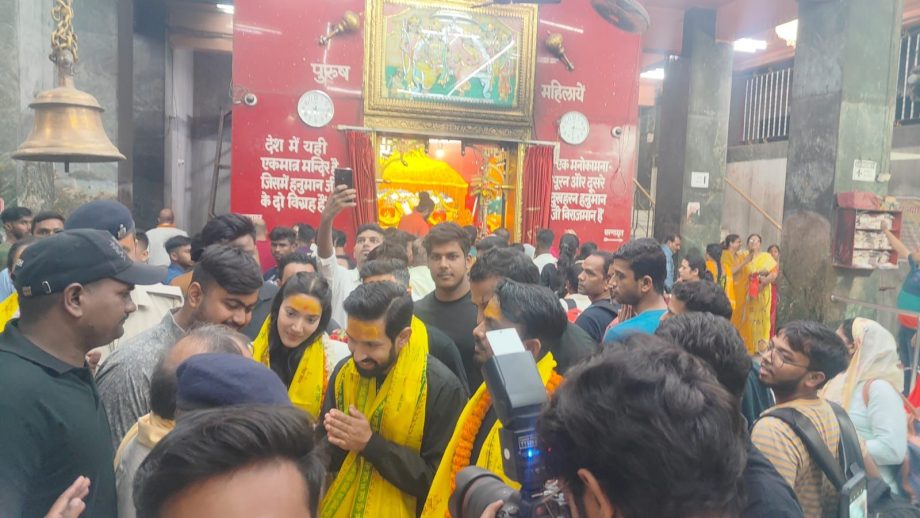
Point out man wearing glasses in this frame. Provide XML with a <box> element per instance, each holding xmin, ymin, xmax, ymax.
<box><xmin>751</xmin><ymin>321</ymin><xmax>850</xmax><ymax>518</ymax></box>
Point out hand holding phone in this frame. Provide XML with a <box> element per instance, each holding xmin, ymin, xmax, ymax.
<box><xmin>334</xmin><ymin>168</ymin><xmax>354</xmax><ymax>190</ymax></box>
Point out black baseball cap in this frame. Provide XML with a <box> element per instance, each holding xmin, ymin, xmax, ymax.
<box><xmin>15</xmin><ymin>229</ymin><xmax>166</xmax><ymax>297</ymax></box>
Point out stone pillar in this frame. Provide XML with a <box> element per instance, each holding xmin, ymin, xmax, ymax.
<box><xmin>129</xmin><ymin>0</ymin><xmax>168</xmax><ymax>229</ymax></box>
<box><xmin>779</xmin><ymin>0</ymin><xmax>903</xmax><ymax>322</ymax></box>
<box><xmin>653</xmin><ymin>8</ymin><xmax>734</xmax><ymax>254</ymax></box>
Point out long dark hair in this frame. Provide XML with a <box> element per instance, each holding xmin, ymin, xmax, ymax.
<box><xmin>705</xmin><ymin>243</ymin><xmax>723</xmax><ymax>281</ymax></box>
<box><xmin>267</xmin><ymin>272</ymin><xmax>332</xmax><ymax>386</ymax></box>
<box><xmin>722</xmin><ymin>234</ymin><xmax>740</xmax><ymax>250</ymax></box>
<box><xmin>546</xmin><ymin>234</ymin><xmax>580</xmax><ymax>293</ymax></box>
<box><xmin>684</xmin><ymin>252</ymin><xmax>713</xmax><ymax>282</ymax></box>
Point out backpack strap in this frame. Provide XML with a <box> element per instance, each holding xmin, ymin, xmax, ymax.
<box><xmin>827</xmin><ymin>400</ymin><xmax>868</xmax><ymax>477</ymax></box>
<box><xmin>765</xmin><ymin>407</ymin><xmax>848</xmax><ymax>489</ymax></box>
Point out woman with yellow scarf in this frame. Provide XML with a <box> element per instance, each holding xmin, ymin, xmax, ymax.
<box><xmin>0</xmin><ymin>237</ymin><xmax>37</xmax><ymax>330</ymax></box>
<box><xmin>252</xmin><ymin>272</ymin><xmax>349</xmax><ymax>419</ymax></box>
<box><xmin>736</xmin><ymin>234</ymin><xmax>778</xmax><ymax>354</ymax></box>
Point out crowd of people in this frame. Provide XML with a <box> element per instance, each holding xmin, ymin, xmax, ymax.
<box><xmin>1</xmin><ymin>183</ymin><xmax>919</xmax><ymax>518</ymax></box>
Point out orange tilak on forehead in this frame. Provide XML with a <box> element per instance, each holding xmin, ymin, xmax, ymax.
<box><xmin>286</xmin><ymin>294</ymin><xmax>322</xmax><ymax>315</ymax></box>
<box><xmin>347</xmin><ymin>318</ymin><xmax>384</xmax><ymax>341</ymax></box>
<box><xmin>483</xmin><ymin>299</ymin><xmax>503</xmax><ymax>321</ymax></box>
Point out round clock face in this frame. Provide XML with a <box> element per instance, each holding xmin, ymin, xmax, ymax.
<box><xmin>558</xmin><ymin>111</ymin><xmax>590</xmax><ymax>145</ymax></box>
<box><xmin>297</xmin><ymin>90</ymin><xmax>335</xmax><ymax>128</ymax></box>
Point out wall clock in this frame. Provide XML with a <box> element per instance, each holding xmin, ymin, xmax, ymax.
<box><xmin>297</xmin><ymin>90</ymin><xmax>335</xmax><ymax>128</ymax></box>
<box><xmin>558</xmin><ymin>111</ymin><xmax>589</xmax><ymax>145</ymax></box>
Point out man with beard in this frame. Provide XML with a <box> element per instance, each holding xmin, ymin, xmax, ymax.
<box><xmin>469</xmin><ymin>248</ymin><xmax>596</xmax><ymax>375</ymax></box>
<box><xmin>318</xmin><ymin>281</ymin><xmax>465</xmax><ymax>517</ymax></box>
<box><xmin>603</xmin><ymin>238</ymin><xmax>669</xmax><ymax>343</ymax></box>
<box><xmin>96</xmin><ymin>244</ymin><xmax>263</xmax><ymax>447</ymax></box>
<box><xmin>422</xmin><ymin>280</ymin><xmax>567</xmax><ymax>517</ymax></box>
<box><xmin>317</xmin><ymin>185</ymin><xmax>385</xmax><ymax>326</ymax></box>
<box><xmin>0</xmin><ymin>229</ymin><xmax>164</xmax><ymax>516</ymax></box>
<box><xmin>413</xmin><ymin>223</ymin><xmax>479</xmax><ymax>388</ymax></box>
<box><xmin>751</xmin><ymin>321</ymin><xmax>850</xmax><ymax>517</ymax></box>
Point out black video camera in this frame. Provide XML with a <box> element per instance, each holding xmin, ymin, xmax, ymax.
<box><xmin>448</xmin><ymin>331</ymin><xmax>571</xmax><ymax>518</ymax></box>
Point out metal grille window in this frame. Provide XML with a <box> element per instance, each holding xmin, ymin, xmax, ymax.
<box><xmin>741</xmin><ymin>65</ymin><xmax>793</xmax><ymax>143</ymax></box>
<box><xmin>897</xmin><ymin>26</ymin><xmax>920</xmax><ymax>124</ymax></box>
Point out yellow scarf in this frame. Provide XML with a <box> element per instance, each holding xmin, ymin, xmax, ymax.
<box><xmin>421</xmin><ymin>353</ymin><xmax>561</xmax><ymax>518</ymax></box>
<box><xmin>321</xmin><ymin>317</ymin><xmax>429</xmax><ymax>518</ymax></box>
<box><xmin>252</xmin><ymin>317</ymin><xmax>327</xmax><ymax>420</ymax></box>
<box><xmin>0</xmin><ymin>292</ymin><xmax>18</xmax><ymax>331</ymax></box>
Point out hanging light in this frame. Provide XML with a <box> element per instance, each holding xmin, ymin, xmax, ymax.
<box><xmin>13</xmin><ymin>0</ymin><xmax>125</xmax><ymax>172</ymax></box>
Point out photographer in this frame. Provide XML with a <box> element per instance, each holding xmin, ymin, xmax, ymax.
<box><xmin>423</xmin><ymin>280</ymin><xmax>567</xmax><ymax>517</ymax></box>
<box><xmin>481</xmin><ymin>334</ymin><xmax>747</xmax><ymax>518</ymax></box>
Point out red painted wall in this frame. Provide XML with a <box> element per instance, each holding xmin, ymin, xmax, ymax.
<box><xmin>231</xmin><ymin>0</ymin><xmax>641</xmax><ymax>250</ymax></box>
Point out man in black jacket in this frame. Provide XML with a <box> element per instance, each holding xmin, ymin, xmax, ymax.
<box><xmin>318</xmin><ymin>282</ymin><xmax>465</xmax><ymax>516</ymax></box>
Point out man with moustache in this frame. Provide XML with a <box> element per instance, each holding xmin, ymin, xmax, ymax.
<box><xmin>318</xmin><ymin>281</ymin><xmax>466</xmax><ymax>517</ymax></box>
<box><xmin>0</xmin><ymin>229</ymin><xmax>164</xmax><ymax>516</ymax></box>
<box><xmin>96</xmin><ymin>244</ymin><xmax>263</xmax><ymax>447</ymax></box>
<box><xmin>65</xmin><ymin>200</ymin><xmax>185</xmax><ymax>366</ymax></box>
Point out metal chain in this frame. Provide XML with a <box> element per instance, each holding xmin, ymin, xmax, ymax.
<box><xmin>50</xmin><ymin>0</ymin><xmax>79</xmax><ymax>65</ymax></box>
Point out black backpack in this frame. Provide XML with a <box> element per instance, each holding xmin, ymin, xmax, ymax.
<box><xmin>765</xmin><ymin>401</ymin><xmax>920</xmax><ymax>517</ymax></box>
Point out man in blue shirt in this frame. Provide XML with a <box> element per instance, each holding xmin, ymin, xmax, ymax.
<box><xmin>661</xmin><ymin>234</ymin><xmax>681</xmax><ymax>291</ymax></box>
<box><xmin>164</xmin><ymin>235</ymin><xmax>194</xmax><ymax>284</ymax></box>
<box><xmin>604</xmin><ymin>238</ymin><xmax>669</xmax><ymax>343</ymax></box>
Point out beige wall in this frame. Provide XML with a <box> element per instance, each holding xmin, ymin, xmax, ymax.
<box><xmin>722</xmin><ymin>156</ymin><xmax>787</xmax><ymax>248</ymax></box>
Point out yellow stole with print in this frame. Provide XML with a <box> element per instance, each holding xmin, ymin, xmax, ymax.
<box><xmin>421</xmin><ymin>353</ymin><xmax>562</xmax><ymax>518</ymax></box>
<box><xmin>321</xmin><ymin>317</ymin><xmax>429</xmax><ymax>518</ymax></box>
<box><xmin>0</xmin><ymin>292</ymin><xmax>18</xmax><ymax>331</ymax></box>
<box><xmin>252</xmin><ymin>317</ymin><xmax>327</xmax><ymax>420</ymax></box>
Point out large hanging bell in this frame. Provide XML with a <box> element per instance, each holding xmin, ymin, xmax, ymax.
<box><xmin>13</xmin><ymin>75</ymin><xmax>124</xmax><ymax>168</ymax></box>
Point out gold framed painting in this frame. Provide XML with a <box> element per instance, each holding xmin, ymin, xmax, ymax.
<box><xmin>364</xmin><ymin>0</ymin><xmax>538</xmax><ymax>132</ymax></box>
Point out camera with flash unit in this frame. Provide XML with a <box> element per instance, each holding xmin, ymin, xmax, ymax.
<box><xmin>448</xmin><ymin>329</ymin><xmax>571</xmax><ymax>518</ymax></box>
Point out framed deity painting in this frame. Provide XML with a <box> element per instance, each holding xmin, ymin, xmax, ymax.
<box><xmin>364</xmin><ymin>0</ymin><xmax>537</xmax><ymax>134</ymax></box>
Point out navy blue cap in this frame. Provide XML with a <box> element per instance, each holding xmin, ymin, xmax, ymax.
<box><xmin>15</xmin><ymin>229</ymin><xmax>166</xmax><ymax>297</ymax></box>
<box><xmin>176</xmin><ymin>353</ymin><xmax>292</xmax><ymax>411</ymax></box>
<box><xmin>64</xmin><ymin>200</ymin><xmax>136</xmax><ymax>240</ymax></box>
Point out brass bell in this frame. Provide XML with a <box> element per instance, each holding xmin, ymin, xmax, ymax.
<box><xmin>13</xmin><ymin>75</ymin><xmax>125</xmax><ymax>170</ymax></box>
<box><xmin>13</xmin><ymin>0</ymin><xmax>124</xmax><ymax>171</ymax></box>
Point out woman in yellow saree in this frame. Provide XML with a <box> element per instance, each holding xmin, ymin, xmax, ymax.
<box><xmin>721</xmin><ymin>234</ymin><xmax>746</xmax><ymax>330</ymax></box>
<box><xmin>251</xmin><ymin>272</ymin><xmax>349</xmax><ymax>419</ymax></box>
<box><xmin>706</xmin><ymin>243</ymin><xmax>735</xmax><ymax>312</ymax></box>
<box><xmin>737</xmin><ymin>234</ymin><xmax>778</xmax><ymax>354</ymax></box>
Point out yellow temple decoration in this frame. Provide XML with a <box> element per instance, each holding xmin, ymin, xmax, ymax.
<box><xmin>377</xmin><ymin>149</ymin><xmax>469</xmax><ymax>228</ymax></box>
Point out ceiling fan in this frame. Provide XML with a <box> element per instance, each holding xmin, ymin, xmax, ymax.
<box><xmin>472</xmin><ymin>0</ymin><xmax>651</xmax><ymax>34</ymax></box>
<box><xmin>591</xmin><ymin>0</ymin><xmax>650</xmax><ymax>33</ymax></box>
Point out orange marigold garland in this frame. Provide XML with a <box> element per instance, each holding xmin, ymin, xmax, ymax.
<box><xmin>447</xmin><ymin>371</ymin><xmax>564</xmax><ymax>498</ymax></box>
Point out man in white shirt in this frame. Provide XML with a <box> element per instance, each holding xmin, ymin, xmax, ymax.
<box><xmin>316</xmin><ymin>185</ymin><xmax>385</xmax><ymax>325</ymax></box>
<box><xmin>532</xmin><ymin>228</ymin><xmax>557</xmax><ymax>274</ymax></box>
<box><xmin>146</xmin><ymin>209</ymin><xmax>187</xmax><ymax>267</ymax></box>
